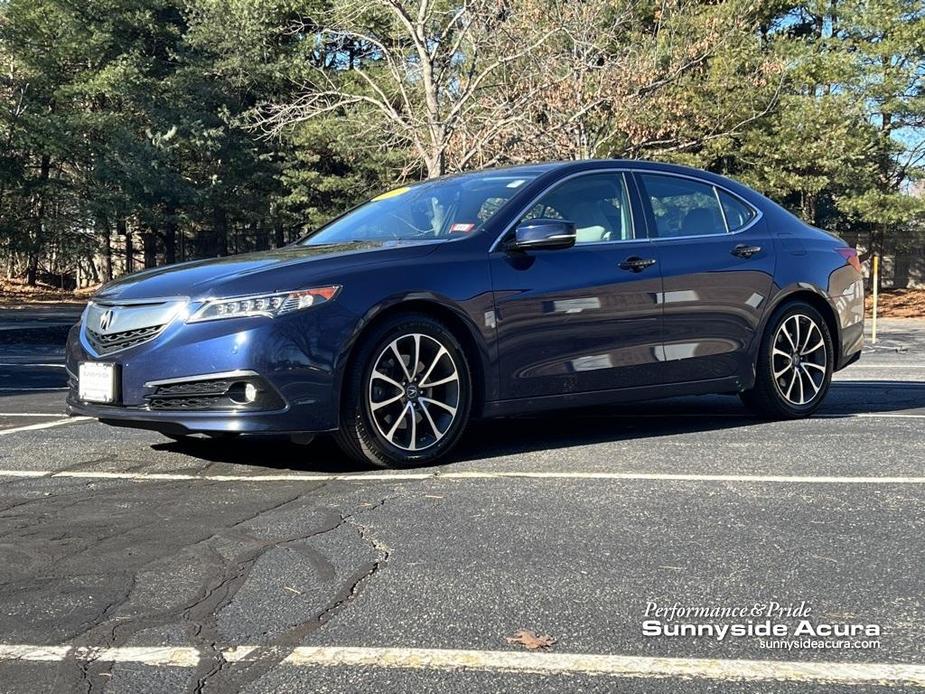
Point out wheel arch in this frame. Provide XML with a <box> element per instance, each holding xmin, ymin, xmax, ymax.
<box><xmin>335</xmin><ymin>297</ymin><xmax>490</xmax><ymax>425</ymax></box>
<box><xmin>758</xmin><ymin>287</ymin><xmax>842</xmax><ymax>367</ymax></box>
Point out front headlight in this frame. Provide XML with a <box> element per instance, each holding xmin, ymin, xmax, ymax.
<box><xmin>188</xmin><ymin>285</ymin><xmax>341</xmax><ymax>323</ymax></box>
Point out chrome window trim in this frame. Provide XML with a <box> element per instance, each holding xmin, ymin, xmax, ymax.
<box><xmin>490</xmin><ymin>167</ymin><xmax>764</xmax><ymax>251</ymax></box>
<box><xmin>713</xmin><ymin>185</ymin><xmax>731</xmax><ymax>233</ymax></box>
<box><xmin>144</xmin><ymin>369</ymin><xmax>260</xmax><ymax>388</ymax></box>
<box><xmin>488</xmin><ymin>169</ymin><xmax>642</xmax><ymax>253</ymax></box>
<box><xmin>631</xmin><ymin>169</ymin><xmax>763</xmax><ymax>241</ymax></box>
<box><xmin>714</xmin><ymin>185</ymin><xmax>759</xmax><ymax>233</ymax></box>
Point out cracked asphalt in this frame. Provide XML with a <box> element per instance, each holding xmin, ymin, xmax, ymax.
<box><xmin>0</xmin><ymin>307</ymin><xmax>922</xmax><ymax>693</ymax></box>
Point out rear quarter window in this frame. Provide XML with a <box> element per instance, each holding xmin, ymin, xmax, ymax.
<box><xmin>718</xmin><ymin>190</ymin><xmax>757</xmax><ymax>231</ymax></box>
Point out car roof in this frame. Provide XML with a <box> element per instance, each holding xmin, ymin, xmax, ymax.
<box><xmin>410</xmin><ymin>159</ymin><xmax>735</xmax><ymax>182</ymax></box>
<box><xmin>456</xmin><ymin>159</ymin><xmax>748</xmax><ymax>188</ymax></box>
<box><xmin>486</xmin><ymin>159</ymin><xmax>719</xmax><ymax>177</ymax></box>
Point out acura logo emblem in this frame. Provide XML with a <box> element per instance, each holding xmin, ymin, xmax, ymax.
<box><xmin>98</xmin><ymin>309</ymin><xmax>115</xmax><ymax>332</ymax></box>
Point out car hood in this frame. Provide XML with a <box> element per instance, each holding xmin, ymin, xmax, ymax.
<box><xmin>95</xmin><ymin>240</ymin><xmax>440</xmax><ymax>302</ymax></box>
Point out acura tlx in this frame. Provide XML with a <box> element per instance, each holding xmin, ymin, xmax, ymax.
<box><xmin>67</xmin><ymin>160</ymin><xmax>864</xmax><ymax>467</ymax></box>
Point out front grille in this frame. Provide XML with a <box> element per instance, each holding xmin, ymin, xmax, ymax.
<box><xmin>83</xmin><ymin>298</ymin><xmax>185</xmax><ymax>356</ymax></box>
<box><xmin>86</xmin><ymin>324</ymin><xmax>166</xmax><ymax>355</ymax></box>
<box><xmin>149</xmin><ymin>395</ymin><xmax>223</xmax><ymax>410</ymax></box>
<box><xmin>154</xmin><ymin>380</ymin><xmax>234</xmax><ymax>397</ymax></box>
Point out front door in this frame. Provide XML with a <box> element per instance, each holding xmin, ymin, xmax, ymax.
<box><xmin>490</xmin><ymin>171</ymin><xmax>664</xmax><ymax>400</ymax></box>
<box><xmin>634</xmin><ymin>171</ymin><xmax>776</xmax><ymax>384</ymax></box>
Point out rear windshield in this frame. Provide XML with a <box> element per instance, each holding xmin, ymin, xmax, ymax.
<box><xmin>300</xmin><ymin>173</ymin><xmax>536</xmax><ymax>245</ymax></box>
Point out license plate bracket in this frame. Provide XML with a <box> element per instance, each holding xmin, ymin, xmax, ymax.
<box><xmin>78</xmin><ymin>362</ymin><xmax>119</xmax><ymax>404</ymax></box>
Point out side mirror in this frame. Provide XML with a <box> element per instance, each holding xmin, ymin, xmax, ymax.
<box><xmin>506</xmin><ymin>219</ymin><xmax>577</xmax><ymax>251</ymax></box>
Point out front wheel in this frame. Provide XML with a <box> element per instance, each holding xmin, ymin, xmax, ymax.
<box><xmin>335</xmin><ymin>314</ymin><xmax>472</xmax><ymax>467</ymax></box>
<box><xmin>740</xmin><ymin>302</ymin><xmax>834</xmax><ymax>418</ymax></box>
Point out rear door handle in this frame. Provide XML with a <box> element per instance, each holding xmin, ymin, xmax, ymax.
<box><xmin>731</xmin><ymin>244</ymin><xmax>762</xmax><ymax>258</ymax></box>
<box><xmin>619</xmin><ymin>256</ymin><xmax>657</xmax><ymax>272</ymax></box>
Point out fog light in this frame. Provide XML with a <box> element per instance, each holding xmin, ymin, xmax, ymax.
<box><xmin>228</xmin><ymin>381</ymin><xmax>259</xmax><ymax>405</ymax></box>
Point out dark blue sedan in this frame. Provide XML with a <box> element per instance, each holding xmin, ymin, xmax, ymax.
<box><xmin>66</xmin><ymin>160</ymin><xmax>865</xmax><ymax>466</ymax></box>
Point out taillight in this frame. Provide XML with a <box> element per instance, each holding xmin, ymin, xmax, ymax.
<box><xmin>837</xmin><ymin>247</ymin><xmax>862</xmax><ymax>273</ymax></box>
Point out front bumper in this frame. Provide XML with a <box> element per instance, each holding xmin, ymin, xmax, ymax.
<box><xmin>66</xmin><ymin>303</ymin><xmax>358</xmax><ymax>434</ymax></box>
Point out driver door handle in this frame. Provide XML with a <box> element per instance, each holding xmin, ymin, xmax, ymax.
<box><xmin>732</xmin><ymin>244</ymin><xmax>762</xmax><ymax>258</ymax></box>
<box><xmin>619</xmin><ymin>256</ymin><xmax>657</xmax><ymax>272</ymax></box>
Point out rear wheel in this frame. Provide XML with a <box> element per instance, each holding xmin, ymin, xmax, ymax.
<box><xmin>335</xmin><ymin>314</ymin><xmax>472</xmax><ymax>467</ymax></box>
<box><xmin>740</xmin><ymin>302</ymin><xmax>834</xmax><ymax>418</ymax></box>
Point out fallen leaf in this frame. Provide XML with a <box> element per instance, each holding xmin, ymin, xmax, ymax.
<box><xmin>505</xmin><ymin>629</ymin><xmax>556</xmax><ymax>650</ymax></box>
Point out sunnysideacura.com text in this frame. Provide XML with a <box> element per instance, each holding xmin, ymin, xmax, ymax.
<box><xmin>642</xmin><ymin>601</ymin><xmax>882</xmax><ymax>651</ymax></box>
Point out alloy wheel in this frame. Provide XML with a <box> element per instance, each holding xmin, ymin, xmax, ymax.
<box><xmin>367</xmin><ymin>333</ymin><xmax>461</xmax><ymax>451</ymax></box>
<box><xmin>771</xmin><ymin>313</ymin><xmax>828</xmax><ymax>406</ymax></box>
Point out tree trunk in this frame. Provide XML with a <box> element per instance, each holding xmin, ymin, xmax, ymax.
<box><xmin>86</xmin><ymin>253</ymin><xmax>100</xmax><ymax>285</ymax></box>
<box><xmin>26</xmin><ymin>254</ymin><xmax>38</xmax><ymax>286</ymax></box>
<box><xmin>213</xmin><ymin>207</ymin><xmax>228</xmax><ymax>256</ymax></box>
<box><xmin>254</xmin><ymin>220</ymin><xmax>269</xmax><ymax>251</ymax></box>
<box><xmin>26</xmin><ymin>153</ymin><xmax>52</xmax><ymax>286</ymax></box>
<box><xmin>99</xmin><ymin>217</ymin><xmax>113</xmax><ymax>282</ymax></box>
<box><xmin>164</xmin><ymin>205</ymin><xmax>177</xmax><ymax>265</ymax></box>
<box><xmin>274</xmin><ymin>220</ymin><xmax>285</xmax><ymax>248</ymax></box>
<box><xmin>143</xmin><ymin>228</ymin><xmax>158</xmax><ymax>268</ymax></box>
<box><xmin>425</xmin><ymin>150</ymin><xmax>446</xmax><ymax>179</ymax></box>
<box><xmin>119</xmin><ymin>219</ymin><xmax>133</xmax><ymax>275</ymax></box>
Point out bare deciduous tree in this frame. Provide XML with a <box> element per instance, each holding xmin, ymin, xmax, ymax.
<box><xmin>255</xmin><ymin>0</ymin><xmax>558</xmax><ymax>178</ymax></box>
<box><xmin>488</xmin><ymin>0</ymin><xmax>784</xmax><ymax>162</ymax></box>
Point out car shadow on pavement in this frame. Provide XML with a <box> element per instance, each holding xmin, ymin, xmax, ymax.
<box><xmin>150</xmin><ymin>381</ymin><xmax>925</xmax><ymax>472</ymax></box>
<box><xmin>151</xmin><ymin>435</ymin><xmax>375</xmax><ymax>473</ymax></box>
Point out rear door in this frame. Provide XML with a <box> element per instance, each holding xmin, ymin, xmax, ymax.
<box><xmin>490</xmin><ymin>171</ymin><xmax>664</xmax><ymax>400</ymax></box>
<box><xmin>633</xmin><ymin>171</ymin><xmax>775</xmax><ymax>384</ymax></box>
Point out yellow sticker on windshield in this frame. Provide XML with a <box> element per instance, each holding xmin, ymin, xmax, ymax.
<box><xmin>372</xmin><ymin>186</ymin><xmax>409</xmax><ymax>201</ymax></box>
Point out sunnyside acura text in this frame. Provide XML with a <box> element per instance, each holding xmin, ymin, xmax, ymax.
<box><xmin>66</xmin><ymin>160</ymin><xmax>865</xmax><ymax>467</ymax></box>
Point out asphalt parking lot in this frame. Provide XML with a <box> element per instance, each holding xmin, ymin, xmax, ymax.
<box><xmin>0</xmin><ymin>307</ymin><xmax>922</xmax><ymax>693</ymax></box>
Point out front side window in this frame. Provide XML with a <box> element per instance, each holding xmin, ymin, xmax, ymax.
<box><xmin>520</xmin><ymin>173</ymin><xmax>635</xmax><ymax>243</ymax></box>
<box><xmin>638</xmin><ymin>174</ymin><xmax>727</xmax><ymax>238</ymax></box>
<box><xmin>301</xmin><ymin>173</ymin><xmax>537</xmax><ymax>245</ymax></box>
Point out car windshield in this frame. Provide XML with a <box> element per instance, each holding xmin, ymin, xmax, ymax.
<box><xmin>299</xmin><ymin>172</ymin><xmax>536</xmax><ymax>246</ymax></box>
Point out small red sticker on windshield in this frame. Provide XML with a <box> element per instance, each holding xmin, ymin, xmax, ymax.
<box><xmin>451</xmin><ymin>223</ymin><xmax>476</xmax><ymax>233</ymax></box>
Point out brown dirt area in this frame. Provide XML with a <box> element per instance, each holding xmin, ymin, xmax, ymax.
<box><xmin>0</xmin><ymin>278</ymin><xmax>96</xmax><ymax>306</ymax></box>
<box><xmin>866</xmin><ymin>288</ymin><xmax>925</xmax><ymax>319</ymax></box>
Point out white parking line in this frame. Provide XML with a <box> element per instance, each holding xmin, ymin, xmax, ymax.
<box><xmin>0</xmin><ymin>363</ymin><xmax>65</xmax><ymax>368</ymax></box>
<box><xmin>0</xmin><ymin>413</ymin><xmax>68</xmax><ymax>417</ymax></box>
<box><xmin>0</xmin><ymin>417</ymin><xmax>89</xmax><ymax>436</ymax></box>
<box><xmin>0</xmin><ymin>387</ymin><xmax>68</xmax><ymax>392</ymax></box>
<box><xmin>848</xmin><ymin>364</ymin><xmax>925</xmax><ymax>368</ymax></box>
<box><xmin>512</xmin><ymin>412</ymin><xmax>925</xmax><ymax>420</ymax></box>
<box><xmin>577</xmin><ymin>412</ymin><xmax>925</xmax><ymax>419</ymax></box>
<box><xmin>0</xmin><ymin>644</ymin><xmax>921</xmax><ymax>686</ymax></box>
<box><xmin>817</xmin><ymin>413</ymin><xmax>925</xmax><ymax>419</ymax></box>
<box><xmin>0</xmin><ymin>469</ymin><xmax>922</xmax><ymax>484</ymax></box>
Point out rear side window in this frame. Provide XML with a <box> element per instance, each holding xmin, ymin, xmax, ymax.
<box><xmin>638</xmin><ymin>173</ymin><xmax>726</xmax><ymax>238</ymax></box>
<box><xmin>718</xmin><ymin>190</ymin><xmax>757</xmax><ymax>231</ymax></box>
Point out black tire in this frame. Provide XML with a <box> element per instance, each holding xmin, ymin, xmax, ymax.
<box><xmin>740</xmin><ymin>301</ymin><xmax>834</xmax><ymax>419</ymax></box>
<box><xmin>335</xmin><ymin>313</ymin><xmax>472</xmax><ymax>467</ymax></box>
